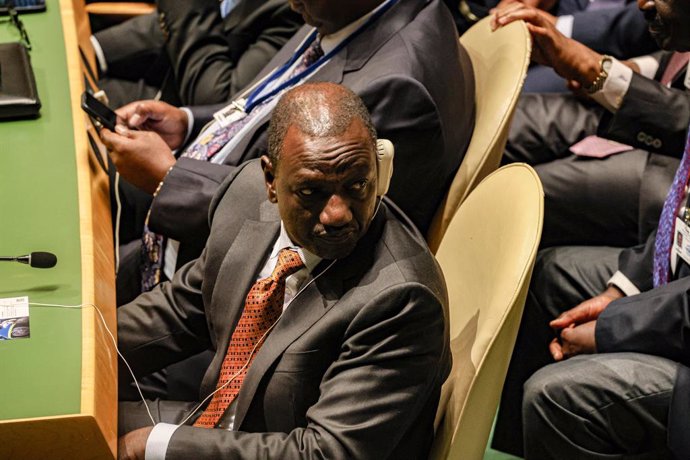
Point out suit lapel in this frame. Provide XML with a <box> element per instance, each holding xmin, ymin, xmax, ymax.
<box><xmin>232</xmin><ymin>265</ymin><xmax>339</xmax><ymax>428</ymax></box>
<box><xmin>232</xmin><ymin>211</ymin><xmax>386</xmax><ymax>428</ymax></box>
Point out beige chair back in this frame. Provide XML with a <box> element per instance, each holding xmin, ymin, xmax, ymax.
<box><xmin>429</xmin><ymin>163</ymin><xmax>543</xmax><ymax>460</ymax></box>
<box><xmin>427</xmin><ymin>17</ymin><xmax>531</xmax><ymax>253</ymax></box>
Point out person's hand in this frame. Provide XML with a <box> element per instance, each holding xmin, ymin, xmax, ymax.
<box><xmin>547</xmin><ymin>285</ymin><xmax>623</xmax><ymax>360</ymax></box>
<box><xmin>100</xmin><ymin>125</ymin><xmax>176</xmax><ymax>194</ymax></box>
<box><xmin>116</xmin><ymin>100</ymin><xmax>188</xmax><ymax>150</ymax></box>
<box><xmin>492</xmin><ymin>0</ymin><xmax>557</xmax><ymax>13</ymax></box>
<box><xmin>491</xmin><ymin>4</ymin><xmax>603</xmax><ymax>88</ymax></box>
<box><xmin>550</xmin><ymin>285</ymin><xmax>623</xmax><ymax>330</ymax></box>
<box><xmin>549</xmin><ymin>320</ymin><xmax>597</xmax><ymax>360</ymax></box>
<box><xmin>118</xmin><ymin>427</ymin><xmax>153</xmax><ymax>460</ymax></box>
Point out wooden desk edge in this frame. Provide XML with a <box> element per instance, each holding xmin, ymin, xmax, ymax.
<box><xmin>60</xmin><ymin>0</ymin><xmax>118</xmax><ymax>457</ymax></box>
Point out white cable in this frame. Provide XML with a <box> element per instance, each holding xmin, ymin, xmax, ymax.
<box><xmin>114</xmin><ymin>172</ymin><xmax>122</xmax><ymax>274</ymax></box>
<box><xmin>25</xmin><ymin>259</ymin><xmax>339</xmax><ymax>429</ymax></box>
<box><xmin>28</xmin><ymin>302</ymin><xmax>156</xmax><ymax>426</ymax></box>
<box><xmin>177</xmin><ymin>257</ymin><xmax>338</xmax><ymax>426</ymax></box>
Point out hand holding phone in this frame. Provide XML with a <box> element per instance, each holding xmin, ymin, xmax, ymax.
<box><xmin>81</xmin><ymin>91</ymin><xmax>117</xmax><ymax>131</ymax></box>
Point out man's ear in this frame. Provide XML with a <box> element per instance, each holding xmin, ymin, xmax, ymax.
<box><xmin>261</xmin><ymin>155</ymin><xmax>278</xmax><ymax>203</ymax></box>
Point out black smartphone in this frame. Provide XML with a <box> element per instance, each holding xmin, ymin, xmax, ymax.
<box><xmin>81</xmin><ymin>91</ymin><xmax>117</xmax><ymax>131</ymax></box>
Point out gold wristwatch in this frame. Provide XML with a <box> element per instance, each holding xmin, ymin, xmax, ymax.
<box><xmin>585</xmin><ymin>55</ymin><xmax>613</xmax><ymax>94</ymax></box>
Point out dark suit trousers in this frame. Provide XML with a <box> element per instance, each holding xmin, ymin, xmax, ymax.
<box><xmin>504</xmin><ymin>93</ymin><xmax>676</xmax><ymax>248</ymax></box>
<box><xmin>493</xmin><ymin>245</ymin><xmax>622</xmax><ymax>456</ymax></box>
<box><xmin>523</xmin><ymin>353</ymin><xmax>677</xmax><ymax>459</ymax></box>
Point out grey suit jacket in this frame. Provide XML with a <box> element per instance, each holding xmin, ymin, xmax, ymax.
<box><xmin>118</xmin><ymin>160</ymin><xmax>451</xmax><ymax>459</ymax></box>
<box><xmin>95</xmin><ymin>0</ymin><xmax>302</xmax><ymax>105</ymax></box>
<box><xmin>148</xmin><ymin>0</ymin><xmax>475</xmax><ymax>259</ymax></box>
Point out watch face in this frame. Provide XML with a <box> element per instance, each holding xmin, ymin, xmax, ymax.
<box><xmin>602</xmin><ymin>57</ymin><xmax>613</xmax><ymax>73</ymax></box>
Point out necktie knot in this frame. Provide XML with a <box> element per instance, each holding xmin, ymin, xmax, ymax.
<box><xmin>272</xmin><ymin>249</ymin><xmax>304</xmax><ymax>282</ymax></box>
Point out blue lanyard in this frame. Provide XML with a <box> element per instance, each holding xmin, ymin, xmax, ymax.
<box><xmin>244</xmin><ymin>0</ymin><xmax>400</xmax><ymax>113</ymax></box>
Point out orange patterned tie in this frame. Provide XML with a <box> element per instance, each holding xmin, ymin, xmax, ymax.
<box><xmin>194</xmin><ymin>248</ymin><xmax>304</xmax><ymax>428</ymax></box>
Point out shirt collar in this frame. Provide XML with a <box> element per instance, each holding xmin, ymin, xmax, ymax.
<box><xmin>319</xmin><ymin>1</ymin><xmax>388</xmax><ymax>55</ymax></box>
<box><xmin>270</xmin><ymin>222</ymin><xmax>321</xmax><ymax>273</ymax></box>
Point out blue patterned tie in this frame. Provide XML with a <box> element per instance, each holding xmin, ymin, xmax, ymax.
<box><xmin>653</xmin><ymin>127</ymin><xmax>690</xmax><ymax>287</ymax></box>
<box><xmin>140</xmin><ymin>39</ymin><xmax>324</xmax><ymax>292</ymax></box>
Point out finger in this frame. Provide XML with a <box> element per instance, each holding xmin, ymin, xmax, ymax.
<box><xmin>115</xmin><ymin>124</ymin><xmax>135</xmax><ymax>138</ymax></box>
<box><xmin>550</xmin><ymin>304</ymin><xmax>590</xmax><ymax>328</ymax></box>
<box><xmin>99</xmin><ymin>127</ymin><xmax>116</xmax><ymax>150</ymax></box>
<box><xmin>549</xmin><ymin>338</ymin><xmax>563</xmax><ymax>361</ymax></box>
<box><xmin>496</xmin><ymin>7</ymin><xmax>542</xmax><ymax>28</ymax></box>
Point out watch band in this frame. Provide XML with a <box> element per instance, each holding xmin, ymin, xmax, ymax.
<box><xmin>585</xmin><ymin>55</ymin><xmax>612</xmax><ymax>94</ymax></box>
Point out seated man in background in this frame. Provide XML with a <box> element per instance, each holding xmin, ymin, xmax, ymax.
<box><xmin>93</xmin><ymin>0</ymin><xmax>303</xmax><ymax>107</ymax></box>
<box><xmin>100</xmin><ymin>0</ymin><xmax>475</xmax><ymax>304</ymax></box>
<box><xmin>116</xmin><ymin>82</ymin><xmax>451</xmax><ymax>460</ymax></box>
<box><xmin>489</xmin><ymin>0</ymin><xmax>690</xmax><ymax>456</ymax></box>
<box><xmin>502</xmin><ymin>46</ymin><xmax>686</xmax><ymax>250</ymax></box>
<box><xmin>94</xmin><ymin>0</ymin><xmax>302</xmax><ymax>286</ymax></box>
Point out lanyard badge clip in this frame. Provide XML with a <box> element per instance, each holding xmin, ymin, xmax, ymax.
<box><xmin>214</xmin><ymin>98</ymin><xmax>247</xmax><ymax>128</ymax></box>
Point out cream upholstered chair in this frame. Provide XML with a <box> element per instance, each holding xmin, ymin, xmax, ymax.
<box><xmin>429</xmin><ymin>163</ymin><xmax>544</xmax><ymax>460</ymax></box>
<box><xmin>427</xmin><ymin>17</ymin><xmax>531</xmax><ymax>253</ymax></box>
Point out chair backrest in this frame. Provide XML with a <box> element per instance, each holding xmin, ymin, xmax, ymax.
<box><xmin>429</xmin><ymin>163</ymin><xmax>543</xmax><ymax>460</ymax></box>
<box><xmin>426</xmin><ymin>17</ymin><xmax>531</xmax><ymax>253</ymax></box>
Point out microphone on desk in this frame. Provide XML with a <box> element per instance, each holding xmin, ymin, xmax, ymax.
<box><xmin>0</xmin><ymin>252</ymin><xmax>58</xmax><ymax>268</ymax></box>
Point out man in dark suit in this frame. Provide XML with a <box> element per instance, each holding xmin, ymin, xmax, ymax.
<box><xmin>116</xmin><ymin>82</ymin><xmax>450</xmax><ymax>460</ymax></box>
<box><xmin>100</xmin><ymin>0</ymin><xmax>474</xmax><ymax>300</ymax></box>
<box><xmin>503</xmin><ymin>49</ymin><xmax>688</xmax><ymax>249</ymax></box>
<box><xmin>93</xmin><ymin>0</ymin><xmax>303</xmax><ymax>107</ymax></box>
<box><xmin>490</xmin><ymin>0</ymin><xmax>690</xmax><ymax>456</ymax></box>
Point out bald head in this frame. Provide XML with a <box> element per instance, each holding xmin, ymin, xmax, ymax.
<box><xmin>267</xmin><ymin>82</ymin><xmax>377</xmax><ymax>170</ymax></box>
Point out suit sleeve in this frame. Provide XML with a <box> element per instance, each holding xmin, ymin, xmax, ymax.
<box><xmin>598</xmin><ymin>73</ymin><xmax>690</xmax><ymax>157</ymax></box>
<box><xmin>570</xmin><ymin>2</ymin><xmax>657</xmax><ymax>58</ymax></box>
<box><xmin>617</xmin><ymin>230</ymin><xmax>657</xmax><ymax>293</ymax></box>
<box><xmin>117</xmin><ymin>248</ymin><xmax>212</xmax><ymax>382</ymax></box>
<box><xmin>596</xmin><ymin>276</ymin><xmax>690</xmax><ymax>367</ymax></box>
<box><xmin>148</xmin><ymin>158</ymin><xmax>238</xmax><ymax>243</ymax></box>
<box><xmin>94</xmin><ymin>13</ymin><xmax>165</xmax><ymax>80</ymax></box>
<box><xmin>165</xmin><ymin>284</ymin><xmax>449</xmax><ymax>459</ymax></box>
<box><xmin>157</xmin><ymin>0</ymin><xmax>301</xmax><ymax>106</ymax></box>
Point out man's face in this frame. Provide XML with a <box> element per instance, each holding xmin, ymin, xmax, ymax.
<box><xmin>288</xmin><ymin>0</ymin><xmax>376</xmax><ymax>35</ymax></box>
<box><xmin>638</xmin><ymin>0</ymin><xmax>690</xmax><ymax>50</ymax></box>
<box><xmin>263</xmin><ymin>120</ymin><xmax>378</xmax><ymax>260</ymax></box>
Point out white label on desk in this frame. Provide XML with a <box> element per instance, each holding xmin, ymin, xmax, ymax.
<box><xmin>0</xmin><ymin>296</ymin><xmax>30</xmax><ymax>341</ymax></box>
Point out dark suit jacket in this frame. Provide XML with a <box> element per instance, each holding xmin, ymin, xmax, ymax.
<box><xmin>604</xmin><ymin>66</ymin><xmax>690</xmax><ymax>453</ymax></box>
<box><xmin>118</xmin><ymin>160</ymin><xmax>451</xmax><ymax>459</ymax></box>
<box><xmin>148</xmin><ymin>0</ymin><xmax>475</xmax><ymax>264</ymax></box>
<box><xmin>596</xmin><ymin>271</ymin><xmax>690</xmax><ymax>459</ymax></box>
<box><xmin>95</xmin><ymin>0</ymin><xmax>302</xmax><ymax>105</ymax></box>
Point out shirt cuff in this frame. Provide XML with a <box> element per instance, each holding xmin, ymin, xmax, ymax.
<box><xmin>90</xmin><ymin>35</ymin><xmax>108</xmax><ymax>75</ymax></box>
<box><xmin>607</xmin><ymin>270</ymin><xmax>641</xmax><ymax>296</ymax></box>
<box><xmin>590</xmin><ymin>57</ymin><xmax>633</xmax><ymax>113</ymax></box>
<box><xmin>555</xmin><ymin>15</ymin><xmax>574</xmax><ymax>38</ymax></box>
<box><xmin>630</xmin><ymin>55</ymin><xmax>661</xmax><ymax>80</ymax></box>
<box><xmin>180</xmin><ymin>107</ymin><xmax>195</xmax><ymax>147</ymax></box>
<box><xmin>145</xmin><ymin>423</ymin><xmax>180</xmax><ymax>460</ymax></box>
